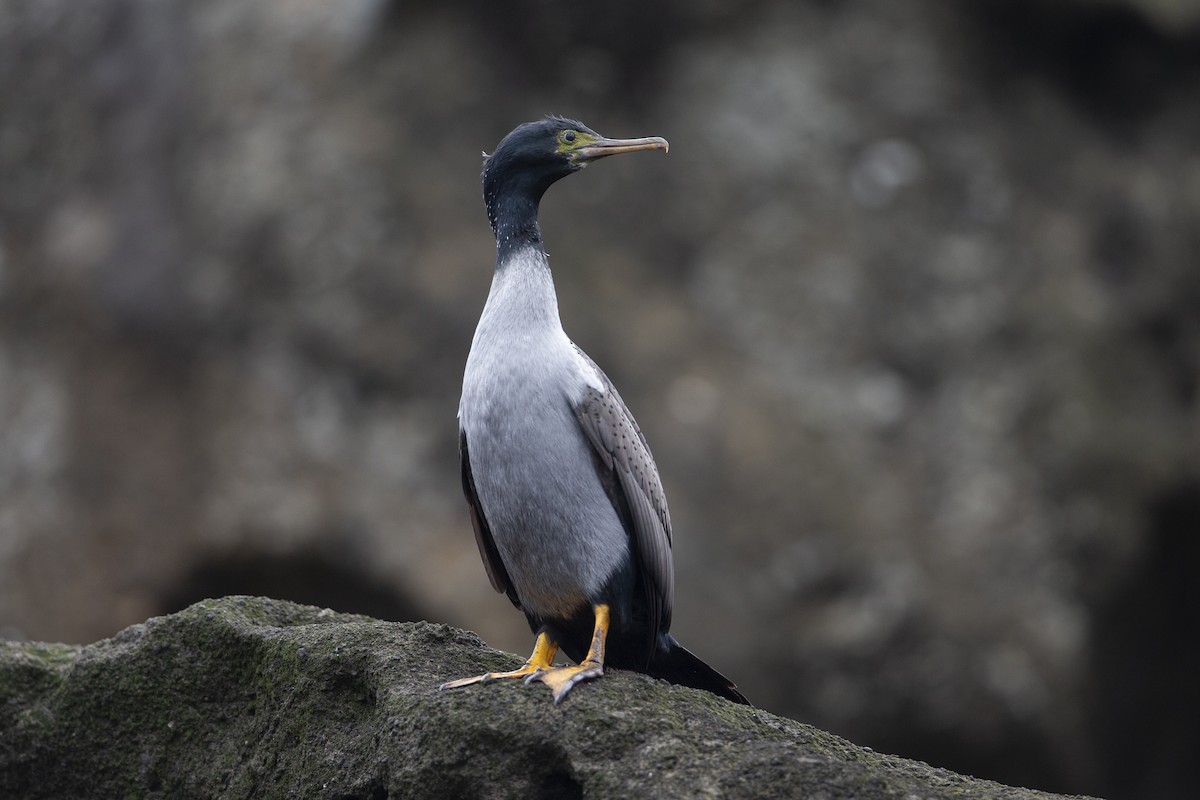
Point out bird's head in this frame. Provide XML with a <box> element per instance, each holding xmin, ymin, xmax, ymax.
<box><xmin>483</xmin><ymin>117</ymin><xmax>668</xmax><ymax>233</ymax></box>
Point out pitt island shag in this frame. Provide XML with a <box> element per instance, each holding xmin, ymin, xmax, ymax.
<box><xmin>441</xmin><ymin>117</ymin><xmax>749</xmax><ymax>705</ymax></box>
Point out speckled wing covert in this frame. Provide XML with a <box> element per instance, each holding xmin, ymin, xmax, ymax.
<box><xmin>570</xmin><ymin>346</ymin><xmax>675</xmax><ymax>647</ymax></box>
<box><xmin>459</xmin><ymin>429</ymin><xmax>521</xmax><ymax>610</ymax></box>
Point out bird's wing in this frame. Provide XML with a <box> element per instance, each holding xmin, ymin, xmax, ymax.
<box><xmin>571</xmin><ymin>346</ymin><xmax>674</xmax><ymax>642</ymax></box>
<box><xmin>459</xmin><ymin>428</ymin><xmax>522</xmax><ymax>610</ymax></box>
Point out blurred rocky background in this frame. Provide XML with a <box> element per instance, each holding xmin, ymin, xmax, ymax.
<box><xmin>1</xmin><ymin>0</ymin><xmax>1197</xmax><ymax>797</ymax></box>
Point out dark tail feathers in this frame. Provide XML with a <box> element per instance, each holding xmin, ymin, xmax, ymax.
<box><xmin>648</xmin><ymin>636</ymin><xmax>751</xmax><ymax>705</ymax></box>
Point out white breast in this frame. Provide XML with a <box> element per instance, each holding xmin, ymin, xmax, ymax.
<box><xmin>458</xmin><ymin>246</ymin><xmax>629</xmax><ymax>617</ymax></box>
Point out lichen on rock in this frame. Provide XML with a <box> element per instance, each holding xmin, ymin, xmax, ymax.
<box><xmin>0</xmin><ymin>596</ymin><xmax>1099</xmax><ymax>800</ymax></box>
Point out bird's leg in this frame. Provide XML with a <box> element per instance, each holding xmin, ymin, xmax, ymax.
<box><xmin>531</xmin><ymin>604</ymin><xmax>609</xmax><ymax>705</ymax></box>
<box><xmin>438</xmin><ymin>630</ymin><xmax>558</xmax><ymax>691</ymax></box>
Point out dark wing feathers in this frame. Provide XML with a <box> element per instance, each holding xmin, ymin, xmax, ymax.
<box><xmin>571</xmin><ymin>349</ymin><xmax>675</xmax><ymax>641</ymax></box>
<box><xmin>459</xmin><ymin>428</ymin><xmax>521</xmax><ymax>610</ymax></box>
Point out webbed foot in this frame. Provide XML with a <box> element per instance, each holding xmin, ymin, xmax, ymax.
<box><xmin>439</xmin><ymin>630</ymin><xmax>557</xmax><ymax>691</ymax></box>
<box><xmin>529</xmin><ymin>659</ymin><xmax>604</xmax><ymax>704</ymax></box>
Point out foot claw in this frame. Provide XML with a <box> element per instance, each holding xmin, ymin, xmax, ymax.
<box><xmin>441</xmin><ymin>616</ymin><xmax>608</xmax><ymax>704</ymax></box>
<box><xmin>532</xmin><ymin>661</ymin><xmax>604</xmax><ymax>704</ymax></box>
<box><xmin>440</xmin><ymin>661</ymin><xmax>551</xmax><ymax>692</ymax></box>
<box><xmin>438</xmin><ymin>676</ymin><xmax>480</xmax><ymax>691</ymax></box>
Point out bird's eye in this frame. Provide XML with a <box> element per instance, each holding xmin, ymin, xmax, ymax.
<box><xmin>563</xmin><ymin>130</ymin><xmax>577</xmax><ymax>143</ymax></box>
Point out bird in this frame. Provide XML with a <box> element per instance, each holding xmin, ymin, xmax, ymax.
<box><xmin>440</xmin><ymin>117</ymin><xmax>748</xmax><ymax>706</ymax></box>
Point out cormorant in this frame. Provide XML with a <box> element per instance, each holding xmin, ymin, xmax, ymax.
<box><xmin>441</xmin><ymin>117</ymin><xmax>748</xmax><ymax>705</ymax></box>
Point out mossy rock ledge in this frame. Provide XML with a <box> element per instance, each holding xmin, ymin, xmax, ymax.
<box><xmin>1</xmin><ymin>596</ymin><xmax>1096</xmax><ymax>800</ymax></box>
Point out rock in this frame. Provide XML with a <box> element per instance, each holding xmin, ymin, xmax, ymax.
<box><xmin>0</xmin><ymin>596</ymin><xmax>1095</xmax><ymax>800</ymax></box>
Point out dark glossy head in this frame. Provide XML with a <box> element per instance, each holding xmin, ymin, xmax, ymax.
<box><xmin>482</xmin><ymin>117</ymin><xmax>668</xmax><ymax>237</ymax></box>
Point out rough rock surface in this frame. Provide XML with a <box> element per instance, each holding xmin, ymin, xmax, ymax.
<box><xmin>0</xmin><ymin>597</ymin><xmax>1095</xmax><ymax>800</ymax></box>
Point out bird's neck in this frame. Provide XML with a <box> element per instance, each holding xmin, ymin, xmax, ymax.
<box><xmin>483</xmin><ymin>173</ymin><xmax>567</xmax><ymax>331</ymax></box>
<box><xmin>487</xmin><ymin>179</ymin><xmax>549</xmax><ymax>265</ymax></box>
<box><xmin>477</xmin><ymin>243</ymin><xmax>565</xmax><ymax>341</ymax></box>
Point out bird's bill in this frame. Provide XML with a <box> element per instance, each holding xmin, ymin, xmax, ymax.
<box><xmin>573</xmin><ymin>135</ymin><xmax>669</xmax><ymax>161</ymax></box>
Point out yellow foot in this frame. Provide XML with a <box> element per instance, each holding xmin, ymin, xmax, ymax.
<box><xmin>531</xmin><ymin>659</ymin><xmax>604</xmax><ymax>705</ymax></box>
<box><xmin>439</xmin><ymin>662</ymin><xmax>547</xmax><ymax>691</ymax></box>
<box><xmin>439</xmin><ymin>631</ymin><xmax>558</xmax><ymax>692</ymax></box>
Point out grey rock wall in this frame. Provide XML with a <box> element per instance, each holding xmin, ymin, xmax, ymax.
<box><xmin>1</xmin><ymin>2</ymin><xmax>1197</xmax><ymax>798</ymax></box>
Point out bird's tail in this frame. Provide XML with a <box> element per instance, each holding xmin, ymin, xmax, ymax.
<box><xmin>648</xmin><ymin>636</ymin><xmax>751</xmax><ymax>705</ymax></box>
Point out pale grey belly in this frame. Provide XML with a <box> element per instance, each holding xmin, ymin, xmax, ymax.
<box><xmin>463</xmin><ymin>391</ymin><xmax>629</xmax><ymax>620</ymax></box>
